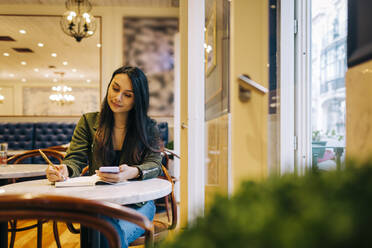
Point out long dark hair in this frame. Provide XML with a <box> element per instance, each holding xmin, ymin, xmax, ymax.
<box><xmin>94</xmin><ymin>66</ymin><xmax>160</xmax><ymax>165</ymax></box>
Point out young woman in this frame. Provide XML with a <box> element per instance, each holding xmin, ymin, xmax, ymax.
<box><xmin>46</xmin><ymin>66</ymin><xmax>162</xmax><ymax>247</ymax></box>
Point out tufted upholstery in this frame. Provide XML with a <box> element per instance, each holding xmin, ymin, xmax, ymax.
<box><xmin>33</xmin><ymin>123</ymin><xmax>76</xmax><ymax>164</ymax></box>
<box><xmin>0</xmin><ymin>123</ymin><xmax>34</xmax><ymax>164</ymax></box>
<box><xmin>34</xmin><ymin>123</ymin><xmax>76</xmax><ymax>149</ymax></box>
<box><xmin>0</xmin><ymin>123</ymin><xmax>34</xmax><ymax>150</ymax></box>
<box><xmin>0</xmin><ymin>123</ymin><xmax>75</xmax><ymax>164</ymax></box>
<box><xmin>1</xmin><ymin>121</ymin><xmax>169</xmax><ymax>164</ymax></box>
<box><xmin>157</xmin><ymin>122</ymin><xmax>169</xmax><ymax>147</ymax></box>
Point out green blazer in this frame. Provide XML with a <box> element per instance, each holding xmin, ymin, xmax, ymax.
<box><xmin>63</xmin><ymin>112</ymin><xmax>162</xmax><ymax>180</ymax></box>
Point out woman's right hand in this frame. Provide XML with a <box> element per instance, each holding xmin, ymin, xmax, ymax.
<box><xmin>46</xmin><ymin>164</ymin><xmax>69</xmax><ymax>182</ymax></box>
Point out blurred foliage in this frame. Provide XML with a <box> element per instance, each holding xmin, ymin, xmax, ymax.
<box><xmin>160</xmin><ymin>159</ymin><xmax>372</xmax><ymax>248</ymax></box>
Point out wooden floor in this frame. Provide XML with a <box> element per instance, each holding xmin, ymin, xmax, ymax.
<box><xmin>8</xmin><ymin>220</ymin><xmax>80</xmax><ymax>248</ymax></box>
<box><xmin>7</xmin><ymin>212</ymin><xmax>172</xmax><ymax>248</ymax></box>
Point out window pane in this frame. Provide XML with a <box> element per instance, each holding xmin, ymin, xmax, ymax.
<box><xmin>311</xmin><ymin>0</ymin><xmax>347</xmax><ymax>170</ymax></box>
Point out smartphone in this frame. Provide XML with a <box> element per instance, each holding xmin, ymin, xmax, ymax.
<box><xmin>99</xmin><ymin>166</ymin><xmax>120</xmax><ymax>173</ymax></box>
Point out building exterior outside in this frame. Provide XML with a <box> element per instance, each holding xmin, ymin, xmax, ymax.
<box><xmin>312</xmin><ymin>0</ymin><xmax>347</xmax><ymax>148</ymax></box>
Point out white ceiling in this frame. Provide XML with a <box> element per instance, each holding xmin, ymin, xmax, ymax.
<box><xmin>0</xmin><ymin>15</ymin><xmax>101</xmax><ymax>85</ymax></box>
<box><xmin>0</xmin><ymin>0</ymin><xmax>179</xmax><ymax>7</ymax></box>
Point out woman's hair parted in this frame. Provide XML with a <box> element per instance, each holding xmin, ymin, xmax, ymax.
<box><xmin>94</xmin><ymin>66</ymin><xmax>160</xmax><ymax>165</ymax></box>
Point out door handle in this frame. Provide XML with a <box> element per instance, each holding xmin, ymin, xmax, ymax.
<box><xmin>238</xmin><ymin>74</ymin><xmax>268</xmax><ymax>94</ymax></box>
<box><xmin>181</xmin><ymin>122</ymin><xmax>188</xmax><ymax>129</ymax></box>
<box><xmin>238</xmin><ymin>74</ymin><xmax>268</xmax><ymax>102</ymax></box>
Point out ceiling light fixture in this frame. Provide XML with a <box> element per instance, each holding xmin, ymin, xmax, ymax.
<box><xmin>3</xmin><ymin>53</ymin><xmax>9</xmax><ymax>56</ymax></box>
<box><xmin>34</xmin><ymin>68</ymin><xmax>39</xmax><ymax>72</ymax></box>
<box><xmin>49</xmin><ymin>72</ymin><xmax>75</xmax><ymax>105</ymax></box>
<box><xmin>51</xmin><ymin>53</ymin><xmax>57</xmax><ymax>57</ymax></box>
<box><xmin>19</xmin><ymin>30</ymin><xmax>26</xmax><ymax>34</ymax></box>
<box><xmin>60</xmin><ymin>0</ymin><xmax>97</xmax><ymax>42</ymax></box>
<box><xmin>63</xmin><ymin>61</ymin><xmax>68</xmax><ymax>65</ymax></box>
<box><xmin>38</xmin><ymin>43</ymin><xmax>44</xmax><ymax>47</ymax></box>
<box><xmin>21</xmin><ymin>78</ymin><xmax>27</xmax><ymax>82</ymax></box>
<box><xmin>21</xmin><ymin>61</ymin><xmax>27</xmax><ymax>65</ymax></box>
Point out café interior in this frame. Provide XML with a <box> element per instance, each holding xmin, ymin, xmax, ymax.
<box><xmin>1</xmin><ymin>0</ymin><xmax>372</xmax><ymax>247</ymax></box>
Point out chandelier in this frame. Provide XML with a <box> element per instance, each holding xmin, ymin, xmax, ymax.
<box><xmin>60</xmin><ymin>0</ymin><xmax>97</xmax><ymax>42</ymax></box>
<box><xmin>49</xmin><ymin>72</ymin><xmax>75</xmax><ymax>105</ymax></box>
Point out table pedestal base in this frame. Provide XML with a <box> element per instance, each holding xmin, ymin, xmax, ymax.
<box><xmin>0</xmin><ymin>222</ymin><xmax>7</xmax><ymax>248</ymax></box>
<box><xmin>81</xmin><ymin>226</ymin><xmax>101</xmax><ymax>248</ymax></box>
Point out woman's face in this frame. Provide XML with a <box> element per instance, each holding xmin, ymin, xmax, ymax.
<box><xmin>107</xmin><ymin>73</ymin><xmax>135</xmax><ymax>113</ymax></box>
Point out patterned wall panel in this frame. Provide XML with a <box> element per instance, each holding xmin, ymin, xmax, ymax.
<box><xmin>123</xmin><ymin>17</ymin><xmax>178</xmax><ymax>117</ymax></box>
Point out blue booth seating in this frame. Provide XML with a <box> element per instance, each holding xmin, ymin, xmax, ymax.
<box><xmin>34</xmin><ymin>123</ymin><xmax>76</xmax><ymax>149</ymax></box>
<box><xmin>157</xmin><ymin>122</ymin><xmax>169</xmax><ymax>147</ymax></box>
<box><xmin>33</xmin><ymin>123</ymin><xmax>76</xmax><ymax>164</ymax></box>
<box><xmin>0</xmin><ymin>123</ymin><xmax>35</xmax><ymax>164</ymax></box>
<box><xmin>0</xmin><ymin>122</ymin><xmax>76</xmax><ymax>164</ymax></box>
<box><xmin>0</xmin><ymin>121</ymin><xmax>169</xmax><ymax>164</ymax></box>
<box><xmin>0</xmin><ymin>123</ymin><xmax>34</xmax><ymax>150</ymax></box>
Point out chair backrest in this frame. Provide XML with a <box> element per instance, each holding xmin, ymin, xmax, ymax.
<box><xmin>160</xmin><ymin>164</ymin><xmax>178</xmax><ymax>230</ymax></box>
<box><xmin>7</xmin><ymin>149</ymin><xmax>65</xmax><ymax>165</ymax></box>
<box><xmin>0</xmin><ymin>194</ymin><xmax>154</xmax><ymax>248</ymax></box>
<box><xmin>47</xmin><ymin>144</ymin><xmax>69</xmax><ymax>152</ymax></box>
<box><xmin>159</xmin><ymin>150</ymin><xmax>178</xmax><ymax>230</ymax></box>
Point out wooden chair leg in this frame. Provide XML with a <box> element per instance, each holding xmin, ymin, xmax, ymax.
<box><xmin>66</xmin><ymin>222</ymin><xmax>80</xmax><ymax>234</ymax></box>
<box><xmin>164</xmin><ymin>195</ymin><xmax>171</xmax><ymax>222</ymax></box>
<box><xmin>53</xmin><ymin>221</ymin><xmax>62</xmax><ymax>248</ymax></box>
<box><xmin>9</xmin><ymin>220</ymin><xmax>17</xmax><ymax>248</ymax></box>
<box><xmin>37</xmin><ymin>220</ymin><xmax>43</xmax><ymax>248</ymax></box>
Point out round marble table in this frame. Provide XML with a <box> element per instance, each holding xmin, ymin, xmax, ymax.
<box><xmin>0</xmin><ymin>178</ymin><xmax>172</xmax><ymax>248</ymax></box>
<box><xmin>0</xmin><ymin>177</ymin><xmax>172</xmax><ymax>205</ymax></box>
<box><xmin>0</xmin><ymin>164</ymin><xmax>47</xmax><ymax>179</ymax></box>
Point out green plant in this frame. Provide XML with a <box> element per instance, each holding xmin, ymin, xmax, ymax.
<box><xmin>325</xmin><ymin>129</ymin><xmax>344</xmax><ymax>142</ymax></box>
<box><xmin>161</xmin><ymin>159</ymin><xmax>372</xmax><ymax>248</ymax></box>
<box><xmin>312</xmin><ymin>130</ymin><xmax>322</xmax><ymax>142</ymax></box>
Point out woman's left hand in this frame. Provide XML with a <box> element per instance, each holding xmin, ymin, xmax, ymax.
<box><xmin>95</xmin><ymin>164</ymin><xmax>140</xmax><ymax>183</ymax></box>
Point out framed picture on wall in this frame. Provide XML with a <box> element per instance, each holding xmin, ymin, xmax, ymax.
<box><xmin>205</xmin><ymin>1</ymin><xmax>217</xmax><ymax>76</ymax></box>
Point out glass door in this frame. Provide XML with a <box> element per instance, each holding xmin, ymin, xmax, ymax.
<box><xmin>311</xmin><ymin>0</ymin><xmax>347</xmax><ymax>170</ymax></box>
<box><xmin>204</xmin><ymin>0</ymin><xmax>230</xmax><ymax>211</ymax></box>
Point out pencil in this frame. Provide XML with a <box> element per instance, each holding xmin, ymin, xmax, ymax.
<box><xmin>38</xmin><ymin>149</ymin><xmax>58</xmax><ymax>170</ymax></box>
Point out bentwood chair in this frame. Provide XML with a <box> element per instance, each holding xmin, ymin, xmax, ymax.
<box><xmin>6</xmin><ymin>148</ymin><xmax>65</xmax><ymax>248</ymax></box>
<box><xmin>157</xmin><ymin>149</ymin><xmax>179</xmax><ymax>223</ymax></box>
<box><xmin>7</xmin><ymin>148</ymin><xmax>65</xmax><ymax>165</ymax></box>
<box><xmin>130</xmin><ymin>163</ymin><xmax>178</xmax><ymax>246</ymax></box>
<box><xmin>46</xmin><ymin>144</ymin><xmax>69</xmax><ymax>152</ymax></box>
<box><xmin>59</xmin><ymin>151</ymin><xmax>178</xmax><ymax>246</ymax></box>
<box><xmin>0</xmin><ymin>194</ymin><xmax>154</xmax><ymax>248</ymax></box>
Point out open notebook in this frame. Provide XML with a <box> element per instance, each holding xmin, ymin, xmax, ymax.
<box><xmin>55</xmin><ymin>174</ymin><xmax>130</xmax><ymax>188</ymax></box>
